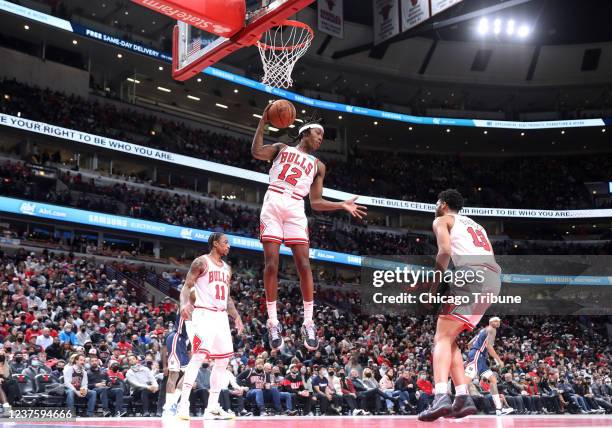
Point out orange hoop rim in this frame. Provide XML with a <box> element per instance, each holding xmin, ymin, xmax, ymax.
<box><xmin>256</xmin><ymin>20</ymin><xmax>314</xmax><ymax>51</ymax></box>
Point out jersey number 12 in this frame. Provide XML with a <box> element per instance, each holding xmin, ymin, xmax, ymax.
<box><xmin>278</xmin><ymin>164</ymin><xmax>302</xmax><ymax>186</ymax></box>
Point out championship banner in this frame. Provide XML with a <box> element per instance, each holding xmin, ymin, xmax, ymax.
<box><xmin>401</xmin><ymin>0</ymin><xmax>430</xmax><ymax>32</ymax></box>
<box><xmin>317</xmin><ymin>0</ymin><xmax>344</xmax><ymax>38</ymax></box>
<box><xmin>430</xmin><ymin>0</ymin><xmax>463</xmax><ymax>16</ymax></box>
<box><xmin>374</xmin><ymin>0</ymin><xmax>400</xmax><ymax>45</ymax></box>
<box><xmin>2</xmin><ymin>113</ymin><xmax>612</xmax><ymax>219</ymax></box>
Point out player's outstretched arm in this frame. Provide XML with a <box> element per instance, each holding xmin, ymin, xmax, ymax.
<box><xmin>180</xmin><ymin>256</ymin><xmax>207</xmax><ymax>319</ymax></box>
<box><xmin>251</xmin><ymin>102</ymin><xmax>286</xmax><ymax>161</ymax></box>
<box><xmin>227</xmin><ymin>297</ymin><xmax>244</xmax><ymax>335</ymax></box>
<box><xmin>309</xmin><ymin>161</ymin><xmax>367</xmax><ymax>218</ymax></box>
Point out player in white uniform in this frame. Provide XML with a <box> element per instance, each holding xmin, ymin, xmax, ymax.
<box><xmin>419</xmin><ymin>189</ymin><xmax>502</xmax><ymax>422</ymax></box>
<box><xmin>252</xmin><ymin>103</ymin><xmax>367</xmax><ymax>352</ymax></box>
<box><xmin>176</xmin><ymin>232</ymin><xmax>244</xmax><ymax>420</ymax></box>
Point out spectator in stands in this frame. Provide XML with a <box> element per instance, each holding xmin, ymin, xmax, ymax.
<box><xmin>76</xmin><ymin>325</ymin><xmax>91</xmax><ymax>346</ymax></box>
<box><xmin>394</xmin><ymin>370</ymin><xmax>417</xmax><ymax>414</ymax></box>
<box><xmin>282</xmin><ymin>363</ymin><xmax>312</xmax><ymax>415</ymax></box>
<box><xmin>45</xmin><ymin>337</ymin><xmax>63</xmax><ymax>360</ymax></box>
<box><xmin>64</xmin><ymin>353</ymin><xmax>97</xmax><ymax>417</ymax></box>
<box><xmin>21</xmin><ymin>355</ymin><xmax>50</xmax><ymax>392</ymax></box>
<box><xmin>125</xmin><ymin>355</ymin><xmax>158</xmax><ymax>417</ymax></box>
<box><xmin>558</xmin><ymin>376</ymin><xmax>589</xmax><ymax>413</ymax></box>
<box><xmin>311</xmin><ymin>365</ymin><xmax>333</xmax><ymax>415</ymax></box>
<box><xmin>87</xmin><ymin>356</ymin><xmax>125</xmax><ymax>417</ymax></box>
<box><xmin>238</xmin><ymin>359</ymin><xmax>268</xmax><ymax>416</ymax></box>
<box><xmin>0</xmin><ymin>349</ymin><xmax>13</xmax><ymax>411</ymax></box>
<box><xmin>325</xmin><ymin>367</ymin><xmax>345</xmax><ymax>414</ymax></box>
<box><xmin>362</xmin><ymin>366</ymin><xmax>388</xmax><ymax>414</ymax></box>
<box><xmin>50</xmin><ymin>359</ymin><xmax>66</xmax><ymax>379</ymax></box>
<box><xmin>379</xmin><ymin>367</ymin><xmax>399</xmax><ymax>414</ymax></box>
<box><xmin>349</xmin><ymin>368</ymin><xmax>376</xmax><ymax>414</ymax></box>
<box><xmin>191</xmin><ymin>363</ymin><xmax>211</xmax><ymax>416</ymax></box>
<box><xmin>591</xmin><ymin>377</ymin><xmax>612</xmax><ymax>412</ymax></box>
<box><xmin>338</xmin><ymin>368</ymin><xmax>361</xmax><ymax>415</ymax></box>
<box><xmin>107</xmin><ymin>361</ymin><xmax>125</xmax><ymax>380</ymax></box>
<box><xmin>415</xmin><ymin>372</ymin><xmax>434</xmax><ymax>412</ymax></box>
<box><xmin>220</xmin><ymin>365</ymin><xmax>250</xmax><ymax>416</ymax></box>
<box><xmin>59</xmin><ymin>324</ymin><xmax>78</xmax><ymax>346</ymax></box>
<box><xmin>9</xmin><ymin>352</ymin><xmax>27</xmax><ymax>374</ymax></box>
<box><xmin>538</xmin><ymin>372</ymin><xmax>562</xmax><ymax>413</ymax></box>
<box><xmin>500</xmin><ymin>372</ymin><xmax>526</xmax><ymax>413</ymax></box>
<box><xmin>35</xmin><ymin>328</ymin><xmax>54</xmax><ymax>351</ymax></box>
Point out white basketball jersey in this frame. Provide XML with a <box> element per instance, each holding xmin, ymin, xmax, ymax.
<box><xmin>268</xmin><ymin>146</ymin><xmax>318</xmax><ymax>198</ymax></box>
<box><xmin>193</xmin><ymin>255</ymin><xmax>231</xmax><ymax>310</ymax></box>
<box><xmin>449</xmin><ymin>214</ymin><xmax>498</xmax><ymax>270</ymax></box>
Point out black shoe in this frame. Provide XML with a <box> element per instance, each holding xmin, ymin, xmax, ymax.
<box><xmin>450</xmin><ymin>395</ymin><xmax>478</xmax><ymax>419</ymax></box>
<box><xmin>102</xmin><ymin>409</ymin><xmax>112</xmax><ymax>417</ymax></box>
<box><xmin>266</xmin><ymin>320</ymin><xmax>283</xmax><ymax>349</ymax></box>
<box><xmin>301</xmin><ymin>320</ymin><xmax>319</xmax><ymax>350</ymax></box>
<box><xmin>417</xmin><ymin>393</ymin><xmax>453</xmax><ymax>422</ymax></box>
<box><xmin>115</xmin><ymin>411</ymin><xmax>127</xmax><ymax>417</ymax></box>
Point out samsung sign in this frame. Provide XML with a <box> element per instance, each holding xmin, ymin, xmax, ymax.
<box><xmin>2</xmin><ymin>113</ymin><xmax>612</xmax><ymax>219</ymax></box>
<box><xmin>1</xmin><ymin>196</ymin><xmax>357</xmax><ymax>266</ymax></box>
<box><xmin>3</xmin><ymin>196</ymin><xmax>611</xmax><ymax>285</ymax></box>
<box><xmin>0</xmin><ymin>1</ymin><xmax>609</xmax><ymax>130</ymax></box>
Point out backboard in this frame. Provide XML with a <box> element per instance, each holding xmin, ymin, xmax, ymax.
<box><xmin>132</xmin><ymin>0</ymin><xmax>315</xmax><ymax>82</ymax></box>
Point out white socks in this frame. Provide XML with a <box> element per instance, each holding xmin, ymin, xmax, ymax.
<box><xmin>455</xmin><ymin>384</ymin><xmax>468</xmax><ymax>396</ymax></box>
<box><xmin>303</xmin><ymin>300</ymin><xmax>314</xmax><ymax>323</ymax></box>
<box><xmin>492</xmin><ymin>394</ymin><xmax>502</xmax><ymax>410</ymax></box>
<box><xmin>208</xmin><ymin>359</ymin><xmax>229</xmax><ymax>410</ymax></box>
<box><xmin>163</xmin><ymin>391</ymin><xmax>179</xmax><ymax>410</ymax></box>
<box><xmin>266</xmin><ymin>300</ymin><xmax>277</xmax><ymax>323</ymax></box>
<box><xmin>179</xmin><ymin>353</ymin><xmax>206</xmax><ymax>407</ymax></box>
<box><xmin>435</xmin><ymin>382</ymin><xmax>448</xmax><ymax>395</ymax></box>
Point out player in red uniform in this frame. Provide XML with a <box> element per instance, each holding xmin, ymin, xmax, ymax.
<box><xmin>419</xmin><ymin>189</ymin><xmax>501</xmax><ymax>422</ymax></box>
<box><xmin>252</xmin><ymin>103</ymin><xmax>367</xmax><ymax>351</ymax></box>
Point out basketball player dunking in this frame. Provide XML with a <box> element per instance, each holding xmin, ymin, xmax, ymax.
<box><xmin>176</xmin><ymin>233</ymin><xmax>244</xmax><ymax>420</ymax></box>
<box><xmin>419</xmin><ymin>189</ymin><xmax>502</xmax><ymax>422</ymax></box>
<box><xmin>252</xmin><ymin>103</ymin><xmax>367</xmax><ymax>351</ymax></box>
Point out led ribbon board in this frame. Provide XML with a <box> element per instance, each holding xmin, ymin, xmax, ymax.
<box><xmin>0</xmin><ymin>1</ymin><xmax>609</xmax><ymax>130</ymax></box>
<box><xmin>2</xmin><ymin>113</ymin><xmax>612</xmax><ymax>219</ymax></box>
<box><xmin>1</xmin><ymin>196</ymin><xmax>610</xmax><ymax>284</ymax></box>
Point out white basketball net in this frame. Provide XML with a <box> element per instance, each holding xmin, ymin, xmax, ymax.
<box><xmin>257</xmin><ymin>21</ymin><xmax>313</xmax><ymax>89</ymax></box>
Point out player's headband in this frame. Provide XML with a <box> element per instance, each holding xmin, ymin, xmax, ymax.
<box><xmin>299</xmin><ymin>123</ymin><xmax>324</xmax><ymax>135</ymax></box>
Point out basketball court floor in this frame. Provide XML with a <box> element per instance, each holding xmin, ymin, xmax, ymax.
<box><xmin>2</xmin><ymin>415</ymin><xmax>611</xmax><ymax>428</ymax></box>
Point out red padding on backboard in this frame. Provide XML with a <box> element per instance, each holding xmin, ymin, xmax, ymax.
<box><xmin>131</xmin><ymin>0</ymin><xmax>246</xmax><ymax>37</ymax></box>
<box><xmin>171</xmin><ymin>0</ymin><xmax>315</xmax><ymax>81</ymax></box>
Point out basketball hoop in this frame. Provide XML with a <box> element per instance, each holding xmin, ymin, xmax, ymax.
<box><xmin>256</xmin><ymin>20</ymin><xmax>314</xmax><ymax>89</ymax></box>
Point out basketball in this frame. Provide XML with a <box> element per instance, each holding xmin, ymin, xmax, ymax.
<box><xmin>267</xmin><ymin>100</ymin><xmax>296</xmax><ymax>128</ymax></box>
